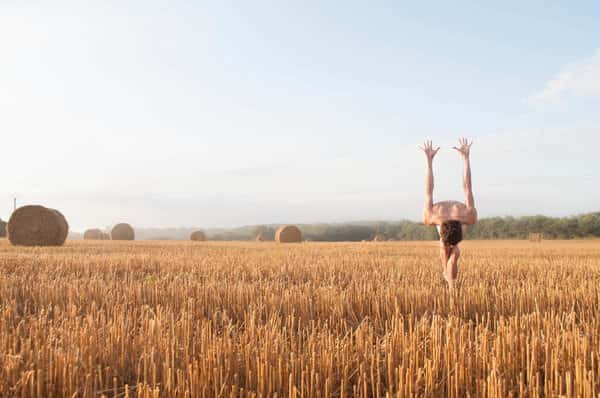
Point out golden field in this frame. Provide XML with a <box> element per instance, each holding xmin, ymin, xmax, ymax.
<box><xmin>0</xmin><ymin>239</ymin><xmax>599</xmax><ymax>397</ymax></box>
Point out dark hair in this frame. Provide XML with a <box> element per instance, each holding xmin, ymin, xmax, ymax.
<box><xmin>440</xmin><ymin>220</ymin><xmax>462</xmax><ymax>246</ymax></box>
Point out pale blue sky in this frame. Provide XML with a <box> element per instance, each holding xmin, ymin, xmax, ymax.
<box><xmin>1</xmin><ymin>1</ymin><xmax>599</xmax><ymax>230</ymax></box>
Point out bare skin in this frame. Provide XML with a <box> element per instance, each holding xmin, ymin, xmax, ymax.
<box><xmin>420</xmin><ymin>138</ymin><xmax>478</xmax><ymax>290</ymax></box>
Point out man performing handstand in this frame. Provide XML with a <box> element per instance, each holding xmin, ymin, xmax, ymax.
<box><xmin>420</xmin><ymin>138</ymin><xmax>478</xmax><ymax>290</ymax></box>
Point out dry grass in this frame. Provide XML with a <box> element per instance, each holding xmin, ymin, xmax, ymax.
<box><xmin>0</xmin><ymin>239</ymin><xmax>599</xmax><ymax>397</ymax></box>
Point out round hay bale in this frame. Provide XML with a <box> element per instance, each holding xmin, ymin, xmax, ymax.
<box><xmin>373</xmin><ymin>234</ymin><xmax>386</xmax><ymax>242</ymax></box>
<box><xmin>275</xmin><ymin>225</ymin><xmax>302</xmax><ymax>243</ymax></box>
<box><xmin>111</xmin><ymin>223</ymin><xmax>135</xmax><ymax>240</ymax></box>
<box><xmin>0</xmin><ymin>219</ymin><xmax>6</xmax><ymax>238</ymax></box>
<box><xmin>190</xmin><ymin>230</ymin><xmax>206</xmax><ymax>241</ymax></box>
<box><xmin>52</xmin><ymin>209</ymin><xmax>69</xmax><ymax>244</ymax></box>
<box><xmin>7</xmin><ymin>205</ymin><xmax>69</xmax><ymax>246</ymax></box>
<box><xmin>83</xmin><ymin>228</ymin><xmax>104</xmax><ymax>240</ymax></box>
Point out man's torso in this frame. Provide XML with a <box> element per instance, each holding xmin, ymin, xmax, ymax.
<box><xmin>431</xmin><ymin>201</ymin><xmax>476</xmax><ymax>225</ymax></box>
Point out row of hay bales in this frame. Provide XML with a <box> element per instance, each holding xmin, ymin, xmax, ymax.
<box><xmin>188</xmin><ymin>227</ymin><xmax>304</xmax><ymax>243</ymax></box>
<box><xmin>82</xmin><ymin>228</ymin><xmax>111</xmax><ymax>240</ymax></box>
<box><xmin>83</xmin><ymin>223</ymin><xmax>135</xmax><ymax>241</ymax></box>
<box><xmin>3</xmin><ymin>204</ymin><xmax>304</xmax><ymax>246</ymax></box>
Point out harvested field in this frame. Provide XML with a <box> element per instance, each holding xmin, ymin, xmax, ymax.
<box><xmin>0</xmin><ymin>240</ymin><xmax>598</xmax><ymax>397</ymax></box>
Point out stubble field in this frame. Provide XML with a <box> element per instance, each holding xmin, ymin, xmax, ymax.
<box><xmin>0</xmin><ymin>239</ymin><xmax>599</xmax><ymax>397</ymax></box>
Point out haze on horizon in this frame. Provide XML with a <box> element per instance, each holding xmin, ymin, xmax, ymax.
<box><xmin>1</xmin><ymin>2</ymin><xmax>599</xmax><ymax>231</ymax></box>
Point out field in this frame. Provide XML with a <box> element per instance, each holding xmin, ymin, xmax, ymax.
<box><xmin>0</xmin><ymin>240</ymin><xmax>599</xmax><ymax>397</ymax></box>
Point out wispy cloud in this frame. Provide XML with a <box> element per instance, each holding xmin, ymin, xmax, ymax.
<box><xmin>525</xmin><ymin>50</ymin><xmax>600</xmax><ymax>106</ymax></box>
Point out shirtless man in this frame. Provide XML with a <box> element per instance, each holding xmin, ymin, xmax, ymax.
<box><xmin>420</xmin><ymin>138</ymin><xmax>478</xmax><ymax>290</ymax></box>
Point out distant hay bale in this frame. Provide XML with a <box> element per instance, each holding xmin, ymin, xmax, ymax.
<box><xmin>190</xmin><ymin>231</ymin><xmax>206</xmax><ymax>241</ymax></box>
<box><xmin>373</xmin><ymin>234</ymin><xmax>386</xmax><ymax>242</ymax></box>
<box><xmin>275</xmin><ymin>225</ymin><xmax>302</xmax><ymax>243</ymax></box>
<box><xmin>111</xmin><ymin>223</ymin><xmax>135</xmax><ymax>241</ymax></box>
<box><xmin>529</xmin><ymin>233</ymin><xmax>543</xmax><ymax>243</ymax></box>
<box><xmin>7</xmin><ymin>205</ymin><xmax>69</xmax><ymax>246</ymax></box>
<box><xmin>83</xmin><ymin>228</ymin><xmax>104</xmax><ymax>240</ymax></box>
<box><xmin>0</xmin><ymin>219</ymin><xmax>6</xmax><ymax>238</ymax></box>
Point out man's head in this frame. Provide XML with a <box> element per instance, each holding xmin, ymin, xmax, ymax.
<box><xmin>439</xmin><ymin>220</ymin><xmax>462</xmax><ymax>247</ymax></box>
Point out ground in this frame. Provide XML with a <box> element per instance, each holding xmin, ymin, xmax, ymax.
<box><xmin>0</xmin><ymin>239</ymin><xmax>599</xmax><ymax>397</ymax></box>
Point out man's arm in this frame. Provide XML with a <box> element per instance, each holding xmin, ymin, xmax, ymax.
<box><xmin>462</xmin><ymin>155</ymin><xmax>474</xmax><ymax>209</ymax></box>
<box><xmin>453</xmin><ymin>138</ymin><xmax>477</xmax><ymax>223</ymax></box>
<box><xmin>420</xmin><ymin>140</ymin><xmax>439</xmax><ymax>224</ymax></box>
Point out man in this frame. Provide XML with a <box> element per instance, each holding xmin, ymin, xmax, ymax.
<box><xmin>420</xmin><ymin>138</ymin><xmax>477</xmax><ymax>290</ymax></box>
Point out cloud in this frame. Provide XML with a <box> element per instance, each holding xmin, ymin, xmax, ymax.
<box><xmin>525</xmin><ymin>50</ymin><xmax>600</xmax><ymax>106</ymax></box>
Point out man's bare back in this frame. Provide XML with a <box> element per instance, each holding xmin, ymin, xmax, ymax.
<box><xmin>420</xmin><ymin>138</ymin><xmax>478</xmax><ymax>290</ymax></box>
<box><xmin>429</xmin><ymin>201</ymin><xmax>477</xmax><ymax>226</ymax></box>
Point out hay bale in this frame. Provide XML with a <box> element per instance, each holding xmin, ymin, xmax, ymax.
<box><xmin>275</xmin><ymin>225</ymin><xmax>302</xmax><ymax>243</ymax></box>
<box><xmin>7</xmin><ymin>205</ymin><xmax>69</xmax><ymax>246</ymax></box>
<box><xmin>373</xmin><ymin>234</ymin><xmax>386</xmax><ymax>242</ymax></box>
<box><xmin>190</xmin><ymin>230</ymin><xmax>206</xmax><ymax>241</ymax></box>
<box><xmin>52</xmin><ymin>209</ymin><xmax>69</xmax><ymax>244</ymax></box>
<box><xmin>529</xmin><ymin>233</ymin><xmax>542</xmax><ymax>242</ymax></box>
<box><xmin>83</xmin><ymin>228</ymin><xmax>104</xmax><ymax>240</ymax></box>
<box><xmin>0</xmin><ymin>219</ymin><xmax>6</xmax><ymax>238</ymax></box>
<box><xmin>111</xmin><ymin>223</ymin><xmax>135</xmax><ymax>240</ymax></box>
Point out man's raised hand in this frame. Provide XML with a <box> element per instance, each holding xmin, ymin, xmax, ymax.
<box><xmin>419</xmin><ymin>140</ymin><xmax>440</xmax><ymax>162</ymax></box>
<box><xmin>452</xmin><ymin>137</ymin><xmax>472</xmax><ymax>158</ymax></box>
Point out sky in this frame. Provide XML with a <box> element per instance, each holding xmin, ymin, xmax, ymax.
<box><xmin>1</xmin><ymin>1</ymin><xmax>599</xmax><ymax>230</ymax></box>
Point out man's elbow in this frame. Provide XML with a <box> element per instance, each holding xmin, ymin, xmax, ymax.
<box><xmin>422</xmin><ymin>213</ymin><xmax>434</xmax><ymax>225</ymax></box>
<box><xmin>466</xmin><ymin>209</ymin><xmax>478</xmax><ymax>225</ymax></box>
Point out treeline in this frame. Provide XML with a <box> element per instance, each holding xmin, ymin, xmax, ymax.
<box><xmin>65</xmin><ymin>212</ymin><xmax>600</xmax><ymax>241</ymax></box>
<box><xmin>464</xmin><ymin>213</ymin><xmax>600</xmax><ymax>240</ymax></box>
<box><xmin>211</xmin><ymin>212</ymin><xmax>600</xmax><ymax>242</ymax></box>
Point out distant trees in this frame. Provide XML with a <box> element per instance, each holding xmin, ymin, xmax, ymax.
<box><xmin>105</xmin><ymin>212</ymin><xmax>600</xmax><ymax>242</ymax></box>
<box><xmin>300</xmin><ymin>213</ymin><xmax>600</xmax><ymax>242</ymax></box>
<box><xmin>252</xmin><ymin>226</ymin><xmax>276</xmax><ymax>241</ymax></box>
<box><xmin>464</xmin><ymin>213</ymin><xmax>600</xmax><ymax>240</ymax></box>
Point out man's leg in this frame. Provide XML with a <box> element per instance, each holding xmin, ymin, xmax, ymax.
<box><xmin>440</xmin><ymin>244</ymin><xmax>460</xmax><ymax>289</ymax></box>
<box><xmin>439</xmin><ymin>244</ymin><xmax>451</xmax><ymax>284</ymax></box>
<box><xmin>446</xmin><ymin>245</ymin><xmax>460</xmax><ymax>290</ymax></box>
